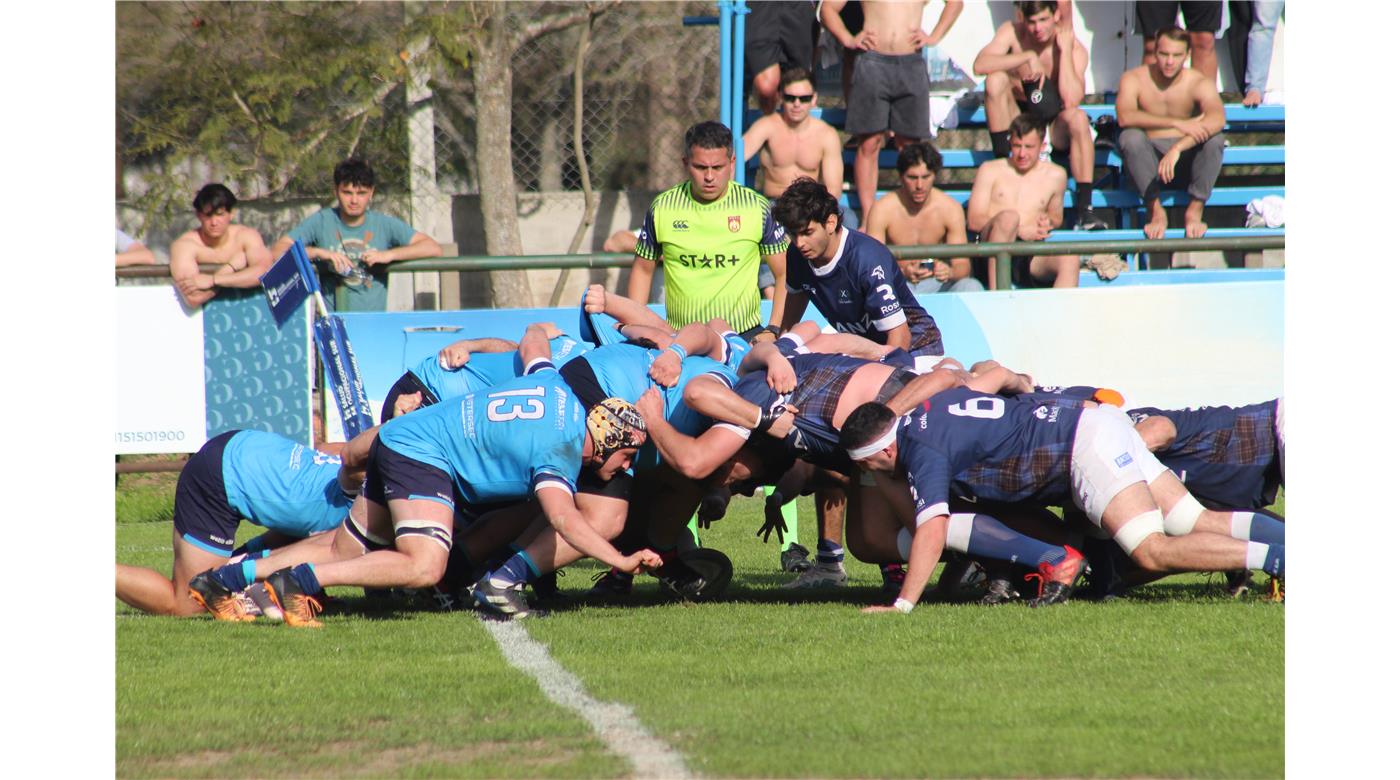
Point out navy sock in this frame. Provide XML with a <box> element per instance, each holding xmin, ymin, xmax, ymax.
<box><xmin>231</xmin><ymin>533</ymin><xmax>274</xmax><ymax>559</ymax></box>
<box><xmin>1232</xmin><ymin>511</ymin><xmax>1285</xmax><ymax>545</ymax></box>
<box><xmin>1263</xmin><ymin>544</ymin><xmax>1284</xmax><ymax>577</ymax></box>
<box><xmin>488</xmin><ymin>550</ymin><xmax>540</xmax><ymax>588</ymax></box>
<box><xmin>210</xmin><ymin>562</ymin><xmax>248</xmax><ymax>592</ymax></box>
<box><xmin>817</xmin><ymin>538</ymin><xmax>845</xmax><ymax>565</ymax></box>
<box><xmin>966</xmin><ymin>514</ymin><xmax>1065</xmax><ymax>567</ymax></box>
<box><xmin>290</xmin><ymin>563</ymin><xmax>322</xmax><ymax>595</ymax></box>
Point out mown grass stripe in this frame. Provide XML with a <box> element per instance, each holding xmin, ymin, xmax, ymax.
<box><xmin>481</xmin><ymin>617</ymin><xmax>692</xmax><ymax>779</ymax></box>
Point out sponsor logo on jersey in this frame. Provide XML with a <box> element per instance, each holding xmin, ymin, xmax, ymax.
<box><xmin>870</xmin><ymin>265</ymin><xmax>886</xmax><ymax>280</ymax></box>
<box><xmin>671</xmin><ymin>220</ymin><xmax>689</xmax><ymax>231</ymax></box>
<box><xmin>728</xmin><ymin>215</ymin><xmax>742</xmax><ymax>233</ymax></box>
<box><xmin>1114</xmin><ymin>452</ymin><xmax>1134</xmax><ymax>468</ymax></box>
<box><xmin>677</xmin><ymin>253</ymin><xmax>742</xmax><ymax>268</ymax></box>
<box><xmin>211</xmin><ymin>534</ymin><xmax>233</xmax><ymax>546</ymax></box>
<box><xmin>839</xmin><ymin>289</ymin><xmax>851</xmax><ymax>302</ymax></box>
<box><xmin>879</xmin><ymin>303</ymin><xmax>899</xmax><ymax>314</ymax></box>
<box><xmin>1033</xmin><ymin>404</ymin><xmax>1060</xmax><ymax>422</ymax></box>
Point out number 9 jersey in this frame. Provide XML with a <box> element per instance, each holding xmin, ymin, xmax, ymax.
<box><xmin>378</xmin><ymin>366</ymin><xmax>587</xmax><ymax>505</ymax></box>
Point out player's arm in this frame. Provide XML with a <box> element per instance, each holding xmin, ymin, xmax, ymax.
<box><xmin>965</xmin><ymin>164</ymin><xmax>995</xmax><ymax>233</ymax></box>
<box><xmin>777</xmin><ymin>285</ymin><xmax>810</xmax><ymax>334</ymax></box>
<box><xmin>206</xmin><ymin>227</ymin><xmax>274</xmax><ymax>290</ymax></box>
<box><xmin>882</xmin><ymin>323</ymin><xmax>913</xmax><ymax>350</ymax></box>
<box><xmin>438</xmin><ymin>337</ymin><xmax>519</xmax><ymax>370</ymax></box>
<box><xmin>169</xmin><ymin>236</ymin><xmax>216</xmax><ymax>308</ymax></box>
<box><xmin>683</xmin><ymin>375</ymin><xmax>793</xmax><ymax>438</ymax></box>
<box><xmin>626</xmin><ymin>208</ymin><xmax>662</xmax><ymax>304</ymax></box>
<box><xmin>636</xmin><ymin>387</ymin><xmax>747</xmax><ymax>479</ymax></box>
<box><xmin>333</xmin><ymin>424</ymin><xmax>382</xmax><ymax>492</ymax></box>
<box><xmin>364</xmin><ymin>230</ymin><xmax>443</xmax><ymax>267</ymax></box>
<box><xmin>965</xmin><ymin>361</ymin><xmax>1034</xmax><ymax>394</ymax></box>
<box><xmin>735</xmin><ymin>340</ymin><xmax>797</xmax><ymax>392</ymax></box>
<box><xmin>537</xmin><ymin>485</ymin><xmax>660</xmax><ymax>574</ymax></box>
<box><xmin>764</xmin><ymin>250</ymin><xmax>790</xmax><ymax>334</ymax></box>
<box><xmin>864</xmin><ymin>471</ymin><xmax>949</xmax><ymax>613</ymax></box>
<box><xmin>649</xmin><ymin>322</ymin><xmax>721</xmax><ymax>387</ymax></box>
<box><xmin>972</xmin><ymin>23</ymin><xmax>1029</xmax><ymax>75</ymax></box>
<box><xmin>584</xmin><ymin>282</ymin><xmax>673</xmax><ymax>332</ymax></box>
<box><xmin>884</xmin><ymin>367</ymin><xmax>967</xmax><ymax>415</ymax></box>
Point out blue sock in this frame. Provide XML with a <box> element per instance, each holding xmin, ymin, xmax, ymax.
<box><xmin>1263</xmin><ymin>544</ymin><xmax>1284</xmax><ymax>577</ymax></box>
<box><xmin>230</xmin><ymin>533</ymin><xmax>274</xmax><ymax>559</ymax></box>
<box><xmin>817</xmin><ymin>538</ymin><xmax>845</xmax><ymax>565</ymax></box>
<box><xmin>290</xmin><ymin>563</ymin><xmax>322</xmax><ymax>595</ymax></box>
<box><xmin>965</xmin><ymin>514</ymin><xmax>1065</xmax><ymax>567</ymax></box>
<box><xmin>210</xmin><ymin>562</ymin><xmax>249</xmax><ymax>592</ymax></box>
<box><xmin>1231</xmin><ymin>511</ymin><xmax>1285</xmax><ymax>545</ymax></box>
<box><xmin>488</xmin><ymin>550</ymin><xmax>540</xmax><ymax>588</ymax></box>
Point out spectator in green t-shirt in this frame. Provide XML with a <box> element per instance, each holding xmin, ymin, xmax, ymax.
<box><xmin>270</xmin><ymin>158</ymin><xmax>442</xmax><ymax>311</ymax></box>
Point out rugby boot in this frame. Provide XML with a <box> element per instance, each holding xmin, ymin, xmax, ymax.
<box><xmin>780</xmin><ymin>542</ymin><xmax>813</xmax><ymax>573</ymax></box>
<box><xmin>472</xmin><ymin>574</ymin><xmax>532</xmax><ymax>619</ymax></box>
<box><xmin>263</xmin><ymin>568</ymin><xmax>324</xmax><ymax>628</ymax></box>
<box><xmin>879</xmin><ymin>563</ymin><xmax>906</xmax><ymax>596</ymax></box>
<box><xmin>1267</xmin><ymin>576</ymin><xmax>1284</xmax><ymax>603</ymax></box>
<box><xmin>979</xmin><ymin>578</ymin><xmax>1021</xmax><ymax>606</ymax></box>
<box><xmin>1026</xmin><ymin>546</ymin><xmax>1088</xmax><ymax>608</ymax></box>
<box><xmin>588</xmin><ymin>568</ymin><xmax>634</xmax><ymax>597</ymax></box>
<box><xmin>783</xmin><ymin>560</ymin><xmax>847</xmax><ymax>589</ymax></box>
<box><xmin>1224</xmin><ymin>569</ymin><xmax>1252</xmax><ymax>599</ymax></box>
<box><xmin>188</xmin><ymin>571</ymin><xmax>254</xmax><ymax>622</ymax></box>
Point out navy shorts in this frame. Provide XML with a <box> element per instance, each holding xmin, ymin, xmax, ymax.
<box><xmin>173</xmin><ymin>430</ymin><xmax>242</xmax><ymax>556</ymax></box>
<box><xmin>364</xmin><ymin>438</ymin><xmax>456</xmax><ymax>510</ymax></box>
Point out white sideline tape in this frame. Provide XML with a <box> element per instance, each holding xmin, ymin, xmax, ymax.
<box><xmin>481</xmin><ymin>618</ymin><xmax>692</xmax><ymax>779</ymax></box>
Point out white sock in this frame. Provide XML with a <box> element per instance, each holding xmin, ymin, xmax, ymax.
<box><xmin>1245</xmin><ymin>541</ymin><xmax>1269</xmax><ymax>571</ymax></box>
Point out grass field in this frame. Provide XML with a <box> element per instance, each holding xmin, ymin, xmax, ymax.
<box><xmin>116</xmin><ymin>471</ymin><xmax>1283</xmax><ymax>778</ymax></box>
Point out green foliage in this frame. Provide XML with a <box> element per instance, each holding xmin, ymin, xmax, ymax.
<box><xmin>116</xmin><ymin>492</ymin><xmax>1283</xmax><ymax>778</ymax></box>
<box><xmin>117</xmin><ymin>2</ymin><xmax>411</xmax><ymax>219</ymax></box>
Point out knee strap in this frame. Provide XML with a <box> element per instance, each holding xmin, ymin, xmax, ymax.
<box><xmin>1113</xmin><ymin>510</ymin><xmax>1163</xmax><ymax>555</ymax></box>
<box><xmin>945</xmin><ymin>513</ymin><xmax>974</xmax><ymax>554</ymax></box>
<box><xmin>895</xmin><ymin>527</ymin><xmax>912</xmax><ymax>562</ymax></box>
<box><xmin>343</xmin><ymin>514</ymin><xmax>391</xmax><ymax>552</ymax></box>
<box><xmin>1163</xmin><ymin>493</ymin><xmax>1206</xmax><ymax>536</ymax></box>
<box><xmin>395</xmin><ymin>519</ymin><xmax>454</xmax><ymax>553</ymax></box>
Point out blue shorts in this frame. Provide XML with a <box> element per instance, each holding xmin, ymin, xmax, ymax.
<box><xmin>173</xmin><ymin>430</ymin><xmax>242</xmax><ymax>556</ymax></box>
<box><xmin>364</xmin><ymin>438</ymin><xmax>456</xmax><ymax>509</ymax></box>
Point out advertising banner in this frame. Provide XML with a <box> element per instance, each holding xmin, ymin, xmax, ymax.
<box><xmin>115</xmin><ymin>286</ymin><xmax>207</xmax><ymax>454</ymax></box>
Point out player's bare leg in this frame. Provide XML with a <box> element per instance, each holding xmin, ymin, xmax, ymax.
<box><xmin>116</xmin><ymin>532</ymin><xmax>227</xmax><ymax>617</ymax></box>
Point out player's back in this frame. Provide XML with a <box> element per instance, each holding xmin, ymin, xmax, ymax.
<box><xmin>1129</xmin><ymin>400</ymin><xmax>1281</xmax><ymax>509</ymax></box>
<box><xmin>220</xmin><ymin>430</ymin><xmax>351</xmax><ymax>536</ymax></box>
<box><xmin>380</xmin><ymin>371</ymin><xmax>587</xmax><ymax>505</ymax></box>
<box><xmin>411</xmin><ymin>335</ymin><xmax>588</xmax><ymax>402</ymax></box>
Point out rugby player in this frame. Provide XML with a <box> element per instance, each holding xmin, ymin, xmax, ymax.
<box><xmin>840</xmin><ymin>389</ymin><xmax>1286</xmax><ymax>615</ymax></box>
<box><xmin>119</xmin><ymin>429</ymin><xmax>365</xmax><ymax>619</ymax></box>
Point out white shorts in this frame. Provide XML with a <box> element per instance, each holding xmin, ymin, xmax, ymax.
<box><xmin>1070</xmin><ymin>405</ymin><xmax>1169</xmax><ymax>525</ymax></box>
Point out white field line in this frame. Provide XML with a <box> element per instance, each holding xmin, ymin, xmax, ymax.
<box><xmin>480</xmin><ymin>617</ymin><xmax>693</xmax><ymax>779</ymax></box>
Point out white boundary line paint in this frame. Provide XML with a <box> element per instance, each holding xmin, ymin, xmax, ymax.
<box><xmin>480</xmin><ymin>617</ymin><xmax>693</xmax><ymax>779</ymax></box>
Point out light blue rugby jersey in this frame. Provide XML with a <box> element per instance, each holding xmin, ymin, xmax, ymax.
<box><xmin>578</xmin><ymin>343</ymin><xmax>737</xmax><ymax>472</ymax></box>
<box><xmin>410</xmin><ymin>335</ymin><xmax>588</xmax><ymax>402</ymax></box>
<box><xmin>221</xmin><ymin>431</ymin><xmax>353</xmax><ymax>536</ymax></box>
<box><xmin>378</xmin><ymin>368</ymin><xmax>586</xmax><ymax>504</ymax></box>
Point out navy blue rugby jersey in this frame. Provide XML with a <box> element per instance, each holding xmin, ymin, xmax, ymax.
<box><xmin>1127</xmin><ymin>400</ymin><xmax>1281</xmax><ymax>509</ymax></box>
<box><xmin>785</xmin><ymin>228</ymin><xmax>943</xmax><ymax>356</ymax></box>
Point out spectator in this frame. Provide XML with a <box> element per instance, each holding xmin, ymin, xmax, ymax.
<box><xmin>745</xmin><ymin>1</ymin><xmax>818</xmax><ymax>114</ymax></box>
<box><xmin>864</xmin><ymin>142</ymin><xmax>982</xmax><ymax>293</ymax></box>
<box><xmin>966</xmin><ymin>115</ymin><xmax>1078</xmax><ymax>288</ymax></box>
<box><xmin>169</xmin><ymin>184</ymin><xmax>273</xmax><ymax>309</ymax></box>
<box><xmin>1137</xmin><ymin>1</ymin><xmax>1221</xmax><ymax>83</ymax></box>
<box><xmin>115</xmin><ymin>227</ymin><xmax>156</xmax><ymax>267</ymax></box>
<box><xmin>1243</xmin><ymin>1</ymin><xmax>1284</xmax><ymax>107</ymax></box>
<box><xmin>742</xmin><ymin>67</ymin><xmax>854</xmax><ymax>228</ymax></box>
<box><xmin>625</xmin><ymin>121</ymin><xmax>790</xmax><ymax>341</ymax></box>
<box><xmin>270</xmin><ymin>158</ymin><xmax>442</xmax><ymax>312</ymax></box>
<box><xmin>973</xmin><ymin>0</ymin><xmax>1108</xmax><ymax>230</ymax></box>
<box><xmin>1116</xmin><ymin>26</ymin><xmax>1226</xmax><ymax>239</ymax></box>
<box><xmin>820</xmin><ymin>0</ymin><xmax>964</xmax><ymax>225</ymax></box>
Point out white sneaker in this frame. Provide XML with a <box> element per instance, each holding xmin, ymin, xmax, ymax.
<box><xmin>782</xmin><ymin>561</ymin><xmax>847</xmax><ymax>589</ymax></box>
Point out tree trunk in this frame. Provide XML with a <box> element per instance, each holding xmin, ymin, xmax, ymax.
<box><xmin>644</xmin><ymin>40</ymin><xmax>686</xmax><ymax>191</ymax></box>
<box><xmin>473</xmin><ymin>15</ymin><xmax>532</xmax><ymax>308</ymax></box>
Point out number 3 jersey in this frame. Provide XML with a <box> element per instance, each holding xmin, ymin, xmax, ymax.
<box><xmin>785</xmin><ymin>227</ymin><xmax>943</xmax><ymax>356</ymax></box>
<box><xmin>378</xmin><ymin>367</ymin><xmax>586</xmax><ymax>504</ymax></box>
<box><xmin>897</xmin><ymin>387</ymin><xmax>1084</xmax><ymax>525</ymax></box>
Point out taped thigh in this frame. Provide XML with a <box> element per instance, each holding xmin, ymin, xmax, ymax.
<box><xmin>1113</xmin><ymin>510</ymin><xmax>1163</xmax><ymax>555</ymax></box>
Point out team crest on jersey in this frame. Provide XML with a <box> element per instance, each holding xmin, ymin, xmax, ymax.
<box><xmin>839</xmin><ymin>289</ymin><xmax>851</xmax><ymax>302</ymax></box>
<box><xmin>728</xmin><ymin>215</ymin><xmax>742</xmax><ymax>233</ymax></box>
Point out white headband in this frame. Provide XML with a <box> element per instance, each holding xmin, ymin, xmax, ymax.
<box><xmin>846</xmin><ymin>420</ymin><xmax>899</xmax><ymax>460</ymax></box>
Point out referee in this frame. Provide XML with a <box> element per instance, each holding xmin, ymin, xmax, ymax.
<box><xmin>626</xmin><ymin>121</ymin><xmax>791</xmax><ymax>344</ymax></box>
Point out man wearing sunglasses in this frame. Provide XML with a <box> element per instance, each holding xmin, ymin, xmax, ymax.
<box><xmin>743</xmin><ymin>67</ymin><xmax>854</xmax><ymax>229</ymax></box>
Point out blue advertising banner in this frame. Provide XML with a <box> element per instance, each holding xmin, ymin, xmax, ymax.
<box><xmin>259</xmin><ymin>241</ymin><xmax>316</xmax><ymax>327</ymax></box>
<box><xmin>204</xmin><ymin>289</ymin><xmax>312</xmax><ymax>442</ymax></box>
<box><xmin>314</xmin><ymin>314</ymin><xmax>376</xmax><ymax>439</ymax></box>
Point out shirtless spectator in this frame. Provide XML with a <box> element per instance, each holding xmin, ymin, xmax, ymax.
<box><xmin>169</xmin><ymin>184</ymin><xmax>273</xmax><ymax>309</ymax></box>
<box><xmin>864</xmin><ymin>142</ymin><xmax>982</xmax><ymax>293</ymax></box>
<box><xmin>973</xmin><ymin>1</ymin><xmax>1108</xmax><ymax>231</ymax></box>
<box><xmin>115</xmin><ymin>227</ymin><xmax>156</xmax><ymax>267</ymax></box>
<box><xmin>1116</xmin><ymin>26</ymin><xmax>1226</xmax><ymax>239</ymax></box>
<box><xmin>742</xmin><ymin>67</ymin><xmax>854</xmax><ymax>229</ymax></box>
<box><xmin>966</xmin><ymin>115</ymin><xmax>1076</xmax><ymax>289</ymax></box>
<box><xmin>820</xmin><ymin>0</ymin><xmax>964</xmax><ymax>225</ymax></box>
